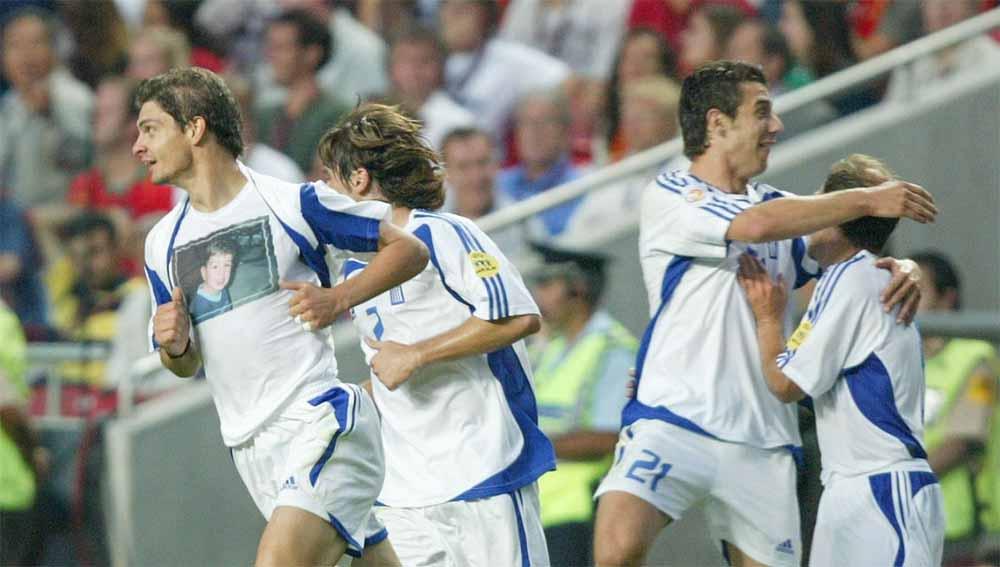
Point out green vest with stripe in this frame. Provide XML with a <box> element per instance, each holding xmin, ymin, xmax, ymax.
<box><xmin>924</xmin><ymin>339</ymin><xmax>997</xmax><ymax>540</ymax></box>
<box><xmin>533</xmin><ymin>314</ymin><xmax>637</xmax><ymax>527</ymax></box>
<box><xmin>977</xmin><ymin>352</ymin><xmax>1000</xmax><ymax>533</ymax></box>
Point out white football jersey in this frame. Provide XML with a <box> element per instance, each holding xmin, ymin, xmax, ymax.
<box><xmin>628</xmin><ymin>169</ymin><xmax>819</xmax><ymax>450</ymax></box>
<box><xmin>780</xmin><ymin>251</ymin><xmax>930</xmax><ymax>484</ymax></box>
<box><xmin>144</xmin><ymin>165</ymin><xmax>390</xmax><ymax>446</ymax></box>
<box><xmin>343</xmin><ymin>210</ymin><xmax>555</xmax><ymax>508</ymax></box>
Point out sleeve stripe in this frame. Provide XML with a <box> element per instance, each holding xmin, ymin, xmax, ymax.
<box><xmin>699</xmin><ymin>204</ymin><xmax>736</xmax><ymax>221</ymax></box>
<box><xmin>655</xmin><ymin>178</ymin><xmax>683</xmax><ymax>195</ymax></box>
<box><xmin>414</xmin><ymin>212</ymin><xmax>511</xmax><ymax>319</ymax></box>
<box><xmin>813</xmin><ymin>255</ymin><xmax>865</xmax><ymax>324</ymax></box>
<box><xmin>412</xmin><ymin>224</ymin><xmax>475</xmax><ymax>312</ymax></box>
<box><xmin>300</xmin><ymin>183</ymin><xmax>381</xmax><ymax>253</ymax></box>
<box><xmin>709</xmin><ymin>196</ymin><xmax>748</xmax><ymax>215</ymax></box>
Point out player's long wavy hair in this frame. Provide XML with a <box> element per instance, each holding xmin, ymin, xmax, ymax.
<box><xmin>318</xmin><ymin>103</ymin><xmax>445</xmax><ymax>210</ymax></box>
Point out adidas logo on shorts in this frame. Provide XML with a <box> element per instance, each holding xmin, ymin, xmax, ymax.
<box><xmin>281</xmin><ymin>476</ymin><xmax>298</xmax><ymax>491</ymax></box>
<box><xmin>775</xmin><ymin>539</ymin><xmax>794</xmax><ymax>555</ymax></box>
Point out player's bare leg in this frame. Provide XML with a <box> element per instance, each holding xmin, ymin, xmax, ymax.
<box><xmin>353</xmin><ymin>538</ymin><xmax>402</xmax><ymax>567</ymax></box>
<box><xmin>593</xmin><ymin>490</ymin><xmax>671</xmax><ymax>566</ymax></box>
<box><xmin>722</xmin><ymin>541</ymin><xmax>769</xmax><ymax>567</ymax></box>
<box><xmin>256</xmin><ymin>506</ymin><xmax>348</xmax><ymax>567</ymax></box>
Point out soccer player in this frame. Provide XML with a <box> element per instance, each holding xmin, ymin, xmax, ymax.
<box><xmin>738</xmin><ymin>154</ymin><xmax>944</xmax><ymax>567</ymax></box>
<box><xmin>282</xmin><ymin>103</ymin><xmax>555</xmax><ymax>566</ymax></box>
<box><xmin>136</xmin><ymin>68</ymin><xmax>427</xmax><ymax>566</ymax></box>
<box><xmin>592</xmin><ymin>61</ymin><xmax>937</xmax><ymax>567</ymax></box>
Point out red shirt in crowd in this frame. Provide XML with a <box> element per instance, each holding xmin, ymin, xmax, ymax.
<box><xmin>67</xmin><ymin>168</ymin><xmax>174</xmax><ymax>220</ymax></box>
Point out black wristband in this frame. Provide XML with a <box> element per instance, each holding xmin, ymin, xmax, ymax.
<box><xmin>165</xmin><ymin>338</ymin><xmax>191</xmax><ymax>359</ymax></box>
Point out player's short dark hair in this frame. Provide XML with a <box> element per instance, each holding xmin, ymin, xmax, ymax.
<box><xmin>271</xmin><ymin>9</ymin><xmax>332</xmax><ymax>71</ymax></box>
<box><xmin>318</xmin><ymin>103</ymin><xmax>445</xmax><ymax>211</ymax></box>
<box><xmin>910</xmin><ymin>250</ymin><xmax>962</xmax><ymax>308</ymax></box>
<box><xmin>61</xmin><ymin>212</ymin><xmax>116</xmax><ymax>243</ymax></box>
<box><xmin>135</xmin><ymin>67</ymin><xmax>245</xmax><ymax>158</ymax></box>
<box><xmin>679</xmin><ymin>60</ymin><xmax>766</xmax><ymax>158</ymax></box>
<box><xmin>821</xmin><ymin>154</ymin><xmax>898</xmax><ymax>253</ymax></box>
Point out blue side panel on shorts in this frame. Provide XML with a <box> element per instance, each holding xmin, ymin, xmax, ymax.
<box><xmin>300</xmin><ymin>183</ymin><xmax>381</xmax><ymax>253</ymax></box>
<box><xmin>621</xmin><ymin>256</ymin><xmax>703</xmax><ymax>433</ymax></box>
<box><xmin>307</xmin><ymin>387</ymin><xmax>354</xmax><ymax>486</ymax></box>
<box><xmin>328</xmin><ymin>513</ymin><xmax>364</xmax><ymax>557</ymax></box>
<box><xmin>510</xmin><ymin>491</ymin><xmax>530</xmax><ymax>567</ymax></box>
<box><xmin>364</xmin><ymin>527</ymin><xmax>389</xmax><ymax>548</ymax></box>
<box><xmin>869</xmin><ymin>472</ymin><xmax>905</xmax><ymax>567</ymax></box>
<box><xmin>909</xmin><ymin>471</ymin><xmax>938</xmax><ymax>497</ymax></box>
<box><xmin>452</xmin><ymin>347</ymin><xmax>556</xmax><ymax>501</ymax></box>
<box><xmin>845</xmin><ymin>353</ymin><xmax>927</xmax><ymax>459</ymax></box>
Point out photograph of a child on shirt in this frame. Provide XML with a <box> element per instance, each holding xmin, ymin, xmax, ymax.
<box><xmin>172</xmin><ymin>217</ymin><xmax>278</xmax><ymax>325</ymax></box>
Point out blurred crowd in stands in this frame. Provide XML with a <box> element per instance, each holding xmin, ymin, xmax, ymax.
<box><xmin>2</xmin><ymin>0</ymin><xmax>1000</xmax><ymax>564</ymax></box>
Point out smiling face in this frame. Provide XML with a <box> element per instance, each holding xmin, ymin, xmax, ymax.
<box><xmin>200</xmin><ymin>251</ymin><xmax>233</xmax><ymax>293</ymax></box>
<box><xmin>132</xmin><ymin>100</ymin><xmax>194</xmax><ymax>185</ymax></box>
<box><xmin>714</xmin><ymin>82</ymin><xmax>782</xmax><ymax>178</ymax></box>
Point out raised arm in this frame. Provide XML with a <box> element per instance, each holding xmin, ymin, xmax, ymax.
<box><xmin>726</xmin><ymin>180</ymin><xmax>936</xmax><ymax>243</ymax></box>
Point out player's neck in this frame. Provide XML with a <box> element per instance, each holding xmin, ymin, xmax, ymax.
<box><xmin>689</xmin><ymin>155</ymin><xmax>748</xmax><ymax>194</ymax></box>
<box><xmin>390</xmin><ymin>205</ymin><xmax>412</xmax><ymax>227</ymax></box>
<box><xmin>816</xmin><ymin>244</ymin><xmax>862</xmax><ymax>269</ymax></box>
<box><xmin>182</xmin><ymin>154</ymin><xmax>248</xmax><ymax>213</ymax></box>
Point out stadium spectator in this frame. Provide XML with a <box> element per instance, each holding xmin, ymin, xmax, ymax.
<box><xmin>601</xmin><ymin>28</ymin><xmax>677</xmax><ymax>164</ymax></box>
<box><xmin>223</xmin><ymin>73</ymin><xmax>305</xmax><ymax>183</ymax></box>
<box><xmin>885</xmin><ymin>0</ymin><xmax>1000</xmax><ymax>101</ymax></box>
<box><xmin>498</xmin><ymin>89</ymin><xmax>588</xmax><ymax>241</ymax></box>
<box><xmin>47</xmin><ymin>212</ymin><xmax>143</xmax><ymax>385</ymax></box>
<box><xmin>126</xmin><ymin>25</ymin><xmax>191</xmax><ymax>80</ymax></box>
<box><xmin>627</xmin><ymin>0</ymin><xmax>756</xmax><ymax>54</ymax></box>
<box><xmin>779</xmin><ymin>0</ymin><xmax>877</xmax><ymax>115</ymax></box>
<box><xmin>499</xmin><ymin>0</ymin><xmax>629</xmax><ymax>83</ymax></box>
<box><xmin>440</xmin><ymin>0</ymin><xmax>571</xmax><ymax>146</ymax></box>
<box><xmin>724</xmin><ymin>18</ymin><xmax>835</xmax><ymax>138</ymax></box>
<box><xmin>0</xmin><ymin>300</ymin><xmax>42</xmax><ymax>566</ymax></box>
<box><xmin>194</xmin><ymin>0</ymin><xmax>280</xmax><ymax>75</ymax></box>
<box><xmin>909</xmin><ymin>251</ymin><xmax>999</xmax><ymax>566</ymax></box>
<box><xmin>440</xmin><ymin>126</ymin><xmax>524</xmax><ymax>256</ymax></box>
<box><xmin>58</xmin><ymin>0</ymin><xmax>129</xmax><ymax>88</ymax></box>
<box><xmin>679</xmin><ymin>3</ymin><xmax>748</xmax><ymax>76</ymax></box>
<box><xmin>0</xmin><ymin>200</ymin><xmax>48</xmax><ymax>337</ymax></box>
<box><xmin>142</xmin><ymin>0</ymin><xmax>227</xmax><ymax>72</ymax></box>
<box><xmin>0</xmin><ymin>7</ymin><xmax>94</xmax><ymax>209</ymax></box>
<box><xmin>529</xmin><ymin>245</ymin><xmax>636</xmax><ymax>567</ymax></box>
<box><xmin>848</xmin><ymin>0</ymin><xmax>924</xmax><ymax>62</ymax></box>
<box><xmin>385</xmin><ymin>25</ymin><xmax>475</xmax><ymax>151</ymax></box>
<box><xmin>619</xmin><ymin>75</ymin><xmax>681</xmax><ymax>158</ymax></box>
<box><xmin>256</xmin><ymin>9</ymin><xmax>350</xmax><ymax>173</ymax></box>
<box><xmin>257</xmin><ymin>0</ymin><xmax>389</xmax><ymax>104</ymax></box>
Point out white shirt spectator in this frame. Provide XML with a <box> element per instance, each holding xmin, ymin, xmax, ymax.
<box><xmin>418</xmin><ymin>90</ymin><xmax>476</xmax><ymax>151</ymax></box>
<box><xmin>245</xmin><ymin>143</ymin><xmax>306</xmax><ymax>183</ymax></box>
<box><xmin>499</xmin><ymin>0</ymin><xmax>628</xmax><ymax>80</ymax></box>
<box><xmin>445</xmin><ymin>39</ymin><xmax>571</xmax><ymax>140</ymax></box>
<box><xmin>885</xmin><ymin>35</ymin><xmax>1000</xmax><ymax>101</ymax></box>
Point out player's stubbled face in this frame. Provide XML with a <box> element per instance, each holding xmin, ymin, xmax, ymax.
<box><xmin>727</xmin><ymin>82</ymin><xmax>782</xmax><ymax>178</ymax></box>
<box><xmin>133</xmin><ymin>101</ymin><xmax>193</xmax><ymax>185</ymax></box>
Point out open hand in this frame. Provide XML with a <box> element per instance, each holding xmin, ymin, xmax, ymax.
<box><xmin>864</xmin><ymin>180</ymin><xmax>937</xmax><ymax>223</ymax></box>
<box><xmin>874</xmin><ymin>257</ymin><xmax>922</xmax><ymax>324</ymax></box>
<box><xmin>737</xmin><ymin>254</ymin><xmax>787</xmax><ymax>324</ymax></box>
<box><xmin>365</xmin><ymin>337</ymin><xmax>422</xmax><ymax>391</ymax></box>
<box><xmin>281</xmin><ymin>280</ymin><xmax>347</xmax><ymax>330</ymax></box>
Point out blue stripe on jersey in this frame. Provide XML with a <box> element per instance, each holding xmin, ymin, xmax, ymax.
<box><xmin>306</xmin><ymin>386</ymin><xmax>353</xmax><ymax>487</ymax></box>
<box><xmin>812</xmin><ymin>254</ymin><xmax>866</xmax><ymax>323</ymax></box>
<box><xmin>655</xmin><ymin>177</ymin><xmax>683</xmax><ymax>194</ymax></box>
<box><xmin>453</xmin><ymin>346</ymin><xmax>556</xmax><ymax>501</ymax></box>
<box><xmin>845</xmin><ymin>353</ymin><xmax>927</xmax><ymax>459</ymax></box>
<box><xmin>414</xmin><ymin>212</ymin><xmax>509</xmax><ymax>319</ymax></box>
<box><xmin>510</xmin><ymin>491</ymin><xmax>530</xmax><ymax>567</ymax></box>
<box><xmin>790</xmin><ymin>237</ymin><xmax>816</xmax><ymax>289</ymax></box>
<box><xmin>412</xmin><ymin>224</ymin><xmax>475</xmax><ymax>312</ymax></box>
<box><xmin>165</xmin><ymin>199</ymin><xmax>191</xmax><ymax>288</ymax></box>
<box><xmin>145</xmin><ymin>265</ymin><xmax>171</xmax><ymax>306</ymax></box>
<box><xmin>699</xmin><ymin>205</ymin><xmax>736</xmax><ymax>222</ymax></box>
<box><xmin>621</xmin><ymin>256</ymin><xmax>714</xmax><ymax>437</ymax></box>
<box><xmin>273</xmin><ymin>213</ymin><xmax>332</xmax><ymax>287</ymax></box>
<box><xmin>343</xmin><ymin>259</ymin><xmax>367</xmax><ymax>279</ymax></box>
<box><xmin>869</xmin><ymin>472</ymin><xmax>906</xmax><ymax>567</ymax></box>
<box><xmin>708</xmin><ymin>196</ymin><xmax>746</xmax><ymax>216</ymax></box>
<box><xmin>300</xmin><ymin>183</ymin><xmax>381</xmax><ymax>253</ymax></box>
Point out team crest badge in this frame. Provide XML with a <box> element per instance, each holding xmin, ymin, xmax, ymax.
<box><xmin>469</xmin><ymin>251</ymin><xmax>500</xmax><ymax>278</ymax></box>
<box><xmin>685</xmin><ymin>188</ymin><xmax>706</xmax><ymax>203</ymax></box>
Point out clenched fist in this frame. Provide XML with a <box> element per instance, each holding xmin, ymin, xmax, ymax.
<box><xmin>154</xmin><ymin>286</ymin><xmax>191</xmax><ymax>357</ymax></box>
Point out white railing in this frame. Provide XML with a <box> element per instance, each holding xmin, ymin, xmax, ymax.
<box><xmin>477</xmin><ymin>7</ymin><xmax>1000</xmax><ymax>234</ymax></box>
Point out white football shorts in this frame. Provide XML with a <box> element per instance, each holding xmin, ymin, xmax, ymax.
<box><xmin>231</xmin><ymin>383</ymin><xmax>385</xmax><ymax>558</ymax></box>
<box><xmin>595</xmin><ymin>418</ymin><xmax>801</xmax><ymax>566</ymax></box>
